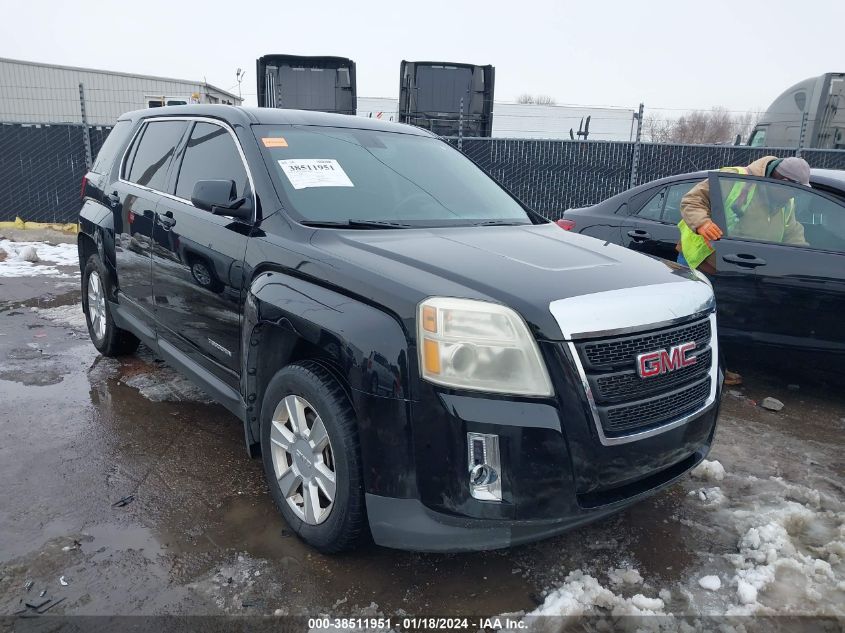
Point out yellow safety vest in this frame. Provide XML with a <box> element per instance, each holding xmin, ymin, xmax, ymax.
<box><xmin>678</xmin><ymin>166</ymin><xmax>793</xmax><ymax>269</ymax></box>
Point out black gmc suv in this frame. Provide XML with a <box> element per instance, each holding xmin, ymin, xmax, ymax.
<box><xmin>78</xmin><ymin>105</ymin><xmax>722</xmax><ymax>553</ymax></box>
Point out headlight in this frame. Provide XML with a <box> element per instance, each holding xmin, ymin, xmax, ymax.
<box><xmin>417</xmin><ymin>297</ymin><xmax>553</xmax><ymax>396</ymax></box>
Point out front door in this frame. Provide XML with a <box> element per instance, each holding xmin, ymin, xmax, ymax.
<box><xmin>710</xmin><ymin>172</ymin><xmax>845</xmax><ymax>352</ymax></box>
<box><xmin>620</xmin><ymin>180</ymin><xmax>698</xmax><ymax>262</ymax></box>
<box><xmin>112</xmin><ymin>119</ymin><xmax>189</xmax><ymax>319</ymax></box>
<box><xmin>150</xmin><ymin>120</ymin><xmax>254</xmax><ymax>388</ymax></box>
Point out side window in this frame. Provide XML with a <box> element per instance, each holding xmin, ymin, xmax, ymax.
<box><xmin>174</xmin><ymin>122</ymin><xmax>249</xmax><ymax>201</ymax></box>
<box><xmin>636</xmin><ymin>187</ymin><xmax>665</xmax><ymax>221</ymax></box>
<box><xmin>663</xmin><ymin>182</ymin><xmax>698</xmax><ymax>224</ymax></box>
<box><xmin>791</xmin><ymin>189</ymin><xmax>845</xmax><ymax>253</ymax></box>
<box><xmin>91</xmin><ymin>120</ymin><xmax>133</xmax><ymax>175</ymax></box>
<box><xmin>748</xmin><ymin>128</ymin><xmax>767</xmax><ymax>147</ymax></box>
<box><xmin>716</xmin><ymin>177</ymin><xmax>845</xmax><ymax>253</ymax></box>
<box><xmin>125</xmin><ymin>120</ymin><xmax>188</xmax><ymax>191</ymax></box>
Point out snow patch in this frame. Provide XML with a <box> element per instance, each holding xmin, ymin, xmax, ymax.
<box><xmin>0</xmin><ymin>240</ymin><xmax>78</xmax><ymax>278</ymax></box>
<box><xmin>36</xmin><ymin>305</ymin><xmax>87</xmax><ymax>330</ymax></box>
<box><xmin>688</xmin><ymin>486</ymin><xmax>726</xmax><ymax>507</ymax></box>
<box><xmin>531</xmin><ymin>570</ymin><xmax>664</xmax><ymax>617</ymax></box>
<box><xmin>690</xmin><ymin>459</ymin><xmax>725</xmax><ymax>482</ymax></box>
<box><xmin>698</xmin><ymin>575</ymin><xmax>721</xmax><ymax>591</ymax></box>
<box><xmin>608</xmin><ymin>567</ymin><xmax>644</xmax><ymax>586</ymax></box>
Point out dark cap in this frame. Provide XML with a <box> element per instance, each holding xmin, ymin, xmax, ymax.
<box><xmin>773</xmin><ymin>157</ymin><xmax>811</xmax><ymax>187</ymax></box>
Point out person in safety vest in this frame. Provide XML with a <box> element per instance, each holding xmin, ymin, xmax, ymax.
<box><xmin>676</xmin><ymin>156</ymin><xmax>811</xmax><ymax>386</ymax></box>
<box><xmin>676</xmin><ymin>156</ymin><xmax>810</xmax><ymax>274</ymax></box>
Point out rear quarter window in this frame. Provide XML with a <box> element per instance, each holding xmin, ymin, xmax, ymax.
<box><xmin>124</xmin><ymin>120</ymin><xmax>189</xmax><ymax>191</ymax></box>
<box><xmin>91</xmin><ymin>120</ymin><xmax>133</xmax><ymax>175</ymax></box>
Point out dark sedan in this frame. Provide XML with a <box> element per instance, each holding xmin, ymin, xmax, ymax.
<box><xmin>562</xmin><ymin>169</ymin><xmax>845</xmax><ymax>363</ymax></box>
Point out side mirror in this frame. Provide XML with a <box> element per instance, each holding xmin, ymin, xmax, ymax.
<box><xmin>191</xmin><ymin>180</ymin><xmax>252</xmax><ymax>222</ymax></box>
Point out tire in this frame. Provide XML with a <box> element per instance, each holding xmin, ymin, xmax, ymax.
<box><xmin>260</xmin><ymin>361</ymin><xmax>366</xmax><ymax>553</ymax></box>
<box><xmin>82</xmin><ymin>254</ymin><xmax>140</xmax><ymax>356</ymax></box>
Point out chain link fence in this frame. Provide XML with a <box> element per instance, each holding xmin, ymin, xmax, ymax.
<box><xmin>0</xmin><ymin>122</ymin><xmax>111</xmax><ymax>224</ymax></box>
<box><xmin>452</xmin><ymin>139</ymin><xmax>845</xmax><ymax>216</ymax></box>
<box><xmin>2</xmin><ymin>122</ymin><xmax>845</xmax><ymax>224</ymax></box>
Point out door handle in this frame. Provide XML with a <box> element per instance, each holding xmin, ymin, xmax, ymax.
<box><xmin>107</xmin><ymin>192</ymin><xmax>120</xmax><ymax>208</ymax></box>
<box><xmin>627</xmin><ymin>229</ymin><xmax>651</xmax><ymax>241</ymax></box>
<box><xmin>156</xmin><ymin>211</ymin><xmax>176</xmax><ymax>229</ymax></box>
<box><xmin>722</xmin><ymin>253</ymin><xmax>767</xmax><ymax>268</ymax></box>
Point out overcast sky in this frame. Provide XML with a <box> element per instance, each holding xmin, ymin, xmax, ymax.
<box><xmin>4</xmin><ymin>0</ymin><xmax>843</xmax><ymax>115</ymax></box>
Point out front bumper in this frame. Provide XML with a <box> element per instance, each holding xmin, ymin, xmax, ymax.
<box><xmin>366</xmin><ymin>435</ymin><xmax>709</xmax><ymax>552</ymax></box>
<box><xmin>361</xmin><ymin>383</ymin><xmax>720</xmax><ymax>551</ymax></box>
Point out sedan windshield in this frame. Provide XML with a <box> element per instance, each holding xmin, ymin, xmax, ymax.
<box><xmin>254</xmin><ymin>125</ymin><xmax>532</xmax><ymax>227</ymax></box>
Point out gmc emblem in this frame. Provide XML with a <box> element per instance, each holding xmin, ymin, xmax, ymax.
<box><xmin>637</xmin><ymin>342</ymin><xmax>697</xmax><ymax>378</ymax></box>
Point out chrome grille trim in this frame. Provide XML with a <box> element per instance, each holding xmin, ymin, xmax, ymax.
<box><xmin>564</xmin><ymin>312</ymin><xmax>719</xmax><ymax>446</ymax></box>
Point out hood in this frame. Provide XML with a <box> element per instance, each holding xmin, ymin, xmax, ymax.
<box><xmin>310</xmin><ymin>223</ymin><xmax>711</xmax><ymax>340</ymax></box>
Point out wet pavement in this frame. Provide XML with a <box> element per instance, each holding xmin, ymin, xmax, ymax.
<box><xmin>0</xmin><ymin>263</ymin><xmax>843</xmax><ymax>620</ymax></box>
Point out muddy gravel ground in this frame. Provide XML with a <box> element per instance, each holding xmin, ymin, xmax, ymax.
<box><xmin>0</xmin><ymin>253</ymin><xmax>843</xmax><ymax>630</ymax></box>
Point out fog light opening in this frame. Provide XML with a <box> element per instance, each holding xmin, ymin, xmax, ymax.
<box><xmin>467</xmin><ymin>432</ymin><xmax>502</xmax><ymax>501</ymax></box>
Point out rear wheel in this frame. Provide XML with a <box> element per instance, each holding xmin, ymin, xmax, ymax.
<box><xmin>260</xmin><ymin>362</ymin><xmax>366</xmax><ymax>553</ymax></box>
<box><xmin>82</xmin><ymin>255</ymin><xmax>140</xmax><ymax>356</ymax></box>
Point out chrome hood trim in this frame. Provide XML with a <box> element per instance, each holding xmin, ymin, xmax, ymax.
<box><xmin>548</xmin><ymin>281</ymin><xmax>716</xmax><ymax>340</ymax></box>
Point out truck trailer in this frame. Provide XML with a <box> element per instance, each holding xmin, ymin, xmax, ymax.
<box><xmin>398</xmin><ymin>61</ymin><xmax>494</xmax><ymax>137</ymax></box>
<box><xmin>749</xmin><ymin>72</ymin><xmax>844</xmax><ymax>149</ymax></box>
<box><xmin>257</xmin><ymin>55</ymin><xmax>356</xmax><ymax>115</ymax></box>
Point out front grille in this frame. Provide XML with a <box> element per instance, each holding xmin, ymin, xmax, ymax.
<box><xmin>602</xmin><ymin>377</ymin><xmax>711</xmax><ymax>435</ymax></box>
<box><xmin>580</xmin><ymin>319</ymin><xmax>711</xmax><ymax>371</ymax></box>
<box><xmin>593</xmin><ymin>349</ymin><xmax>712</xmax><ymax>402</ymax></box>
<box><xmin>572</xmin><ymin>316</ymin><xmax>714</xmax><ymax>437</ymax></box>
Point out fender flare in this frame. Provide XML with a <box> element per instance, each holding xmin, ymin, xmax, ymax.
<box><xmin>239</xmin><ymin>271</ymin><xmax>413</xmax><ymax>466</ymax></box>
<box><xmin>78</xmin><ymin>200</ymin><xmax>121</xmax><ymax>294</ymax></box>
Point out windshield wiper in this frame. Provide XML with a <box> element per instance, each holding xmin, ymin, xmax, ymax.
<box><xmin>300</xmin><ymin>219</ymin><xmax>413</xmax><ymax>229</ymax></box>
<box><xmin>470</xmin><ymin>219</ymin><xmax>531</xmax><ymax>226</ymax></box>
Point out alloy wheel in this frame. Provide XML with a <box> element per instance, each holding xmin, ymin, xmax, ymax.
<box><xmin>87</xmin><ymin>270</ymin><xmax>107</xmax><ymax>341</ymax></box>
<box><xmin>269</xmin><ymin>395</ymin><xmax>337</xmax><ymax>525</ymax></box>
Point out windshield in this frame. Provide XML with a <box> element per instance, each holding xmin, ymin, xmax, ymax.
<box><xmin>254</xmin><ymin>125</ymin><xmax>532</xmax><ymax>226</ymax></box>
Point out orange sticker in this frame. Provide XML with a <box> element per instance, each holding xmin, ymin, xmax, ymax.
<box><xmin>262</xmin><ymin>137</ymin><xmax>288</xmax><ymax>148</ymax></box>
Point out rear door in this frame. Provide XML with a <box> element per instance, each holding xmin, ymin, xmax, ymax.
<box><xmin>620</xmin><ymin>179</ymin><xmax>699</xmax><ymax>261</ymax></box>
<box><xmin>113</xmin><ymin>119</ymin><xmax>189</xmax><ymax>321</ymax></box>
<box><xmin>150</xmin><ymin>119</ymin><xmax>254</xmax><ymax>389</ymax></box>
<box><xmin>710</xmin><ymin>172</ymin><xmax>845</xmax><ymax>352</ymax></box>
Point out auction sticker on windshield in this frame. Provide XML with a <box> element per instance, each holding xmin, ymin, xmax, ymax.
<box><xmin>277</xmin><ymin>159</ymin><xmax>354</xmax><ymax>190</ymax></box>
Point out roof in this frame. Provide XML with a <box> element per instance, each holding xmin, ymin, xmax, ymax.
<box><xmin>120</xmin><ymin>104</ymin><xmax>434</xmax><ymax>135</ymax></box>
<box><xmin>811</xmin><ymin>168</ymin><xmax>845</xmax><ymax>185</ymax></box>
<box><xmin>628</xmin><ymin>168</ymin><xmax>845</xmax><ymax>196</ymax></box>
<box><xmin>0</xmin><ymin>56</ymin><xmax>241</xmax><ymax>102</ymax></box>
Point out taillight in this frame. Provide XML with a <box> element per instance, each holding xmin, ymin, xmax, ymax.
<box><xmin>80</xmin><ymin>175</ymin><xmax>88</xmax><ymax>200</ymax></box>
<box><xmin>556</xmin><ymin>218</ymin><xmax>575</xmax><ymax>231</ymax></box>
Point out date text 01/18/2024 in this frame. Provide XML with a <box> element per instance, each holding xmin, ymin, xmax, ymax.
<box><xmin>307</xmin><ymin>617</ymin><xmax>528</xmax><ymax>630</ymax></box>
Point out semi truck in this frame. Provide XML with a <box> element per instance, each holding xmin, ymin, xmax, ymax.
<box><xmin>748</xmin><ymin>72</ymin><xmax>844</xmax><ymax>149</ymax></box>
<box><xmin>398</xmin><ymin>61</ymin><xmax>494</xmax><ymax>137</ymax></box>
<box><xmin>257</xmin><ymin>55</ymin><xmax>356</xmax><ymax>115</ymax></box>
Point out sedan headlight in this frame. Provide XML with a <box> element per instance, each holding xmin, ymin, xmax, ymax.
<box><xmin>417</xmin><ymin>297</ymin><xmax>553</xmax><ymax>396</ymax></box>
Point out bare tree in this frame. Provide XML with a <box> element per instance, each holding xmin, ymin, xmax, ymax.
<box><xmin>647</xmin><ymin>108</ymin><xmax>760</xmax><ymax>144</ymax></box>
<box><xmin>644</xmin><ymin>114</ymin><xmax>672</xmax><ymax>143</ymax></box>
<box><xmin>516</xmin><ymin>94</ymin><xmax>557</xmax><ymax>105</ymax></box>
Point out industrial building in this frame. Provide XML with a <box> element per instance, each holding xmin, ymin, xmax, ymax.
<box><xmin>0</xmin><ymin>57</ymin><xmax>242</xmax><ymax>126</ymax></box>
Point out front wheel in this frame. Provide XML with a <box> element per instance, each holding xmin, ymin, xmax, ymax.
<box><xmin>260</xmin><ymin>362</ymin><xmax>366</xmax><ymax>553</ymax></box>
<box><xmin>82</xmin><ymin>254</ymin><xmax>140</xmax><ymax>356</ymax></box>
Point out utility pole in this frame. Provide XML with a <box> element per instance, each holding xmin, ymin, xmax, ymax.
<box><xmin>78</xmin><ymin>82</ymin><xmax>92</xmax><ymax>170</ymax></box>
<box><xmin>458</xmin><ymin>97</ymin><xmax>464</xmax><ymax>151</ymax></box>
<box><xmin>797</xmin><ymin>110</ymin><xmax>809</xmax><ymax>157</ymax></box>
<box><xmin>236</xmin><ymin>68</ymin><xmax>246</xmax><ymax>101</ymax></box>
<box><xmin>630</xmin><ymin>103</ymin><xmax>645</xmax><ymax>189</ymax></box>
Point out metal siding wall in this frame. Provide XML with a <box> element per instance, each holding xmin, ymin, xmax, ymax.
<box><xmin>0</xmin><ymin>61</ymin><xmax>241</xmax><ymax>126</ymax></box>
